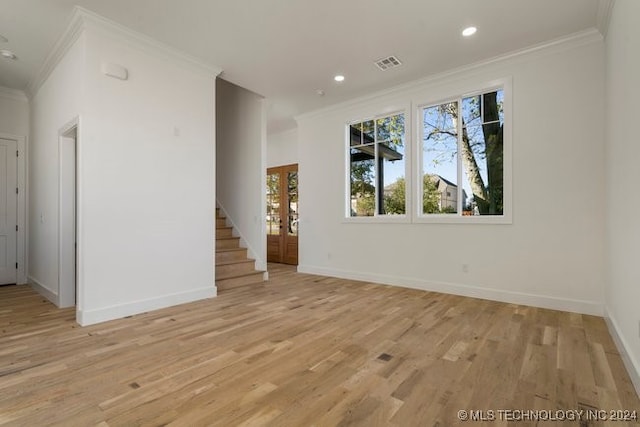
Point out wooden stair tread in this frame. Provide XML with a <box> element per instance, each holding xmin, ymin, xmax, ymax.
<box><xmin>216</xmin><ymin>270</ymin><xmax>264</xmax><ymax>281</ymax></box>
<box><xmin>216</xmin><ymin>272</ymin><xmax>265</xmax><ymax>290</ymax></box>
<box><xmin>215</xmin><ymin>227</ymin><xmax>234</xmax><ymax>239</ymax></box>
<box><xmin>218</xmin><ymin>270</ymin><xmax>264</xmax><ymax>280</ymax></box>
<box><xmin>216</xmin><ymin>258</ymin><xmax>255</xmax><ymax>266</ymax></box>
<box><xmin>216</xmin><ymin>246</ymin><xmax>246</xmax><ymax>253</ymax></box>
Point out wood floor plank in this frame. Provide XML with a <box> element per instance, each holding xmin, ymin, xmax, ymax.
<box><xmin>0</xmin><ymin>265</ymin><xmax>638</xmax><ymax>426</ymax></box>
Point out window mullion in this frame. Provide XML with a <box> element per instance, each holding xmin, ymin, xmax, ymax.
<box><xmin>374</xmin><ymin>120</ymin><xmax>379</xmax><ymax>216</ymax></box>
<box><xmin>457</xmin><ymin>98</ymin><xmax>463</xmax><ymax>216</ymax></box>
<box><xmin>417</xmin><ymin>109</ymin><xmax>422</xmax><ymax>218</ymax></box>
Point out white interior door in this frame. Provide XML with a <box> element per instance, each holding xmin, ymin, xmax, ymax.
<box><xmin>0</xmin><ymin>138</ymin><xmax>18</xmax><ymax>285</ymax></box>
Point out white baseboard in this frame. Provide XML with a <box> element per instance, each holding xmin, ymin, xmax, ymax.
<box><xmin>77</xmin><ymin>286</ymin><xmax>217</xmax><ymax>326</ymax></box>
<box><xmin>297</xmin><ymin>265</ymin><xmax>603</xmax><ymax>316</ymax></box>
<box><xmin>604</xmin><ymin>310</ymin><xmax>640</xmax><ymax>397</ymax></box>
<box><xmin>28</xmin><ymin>276</ymin><xmax>59</xmax><ymax>306</ymax></box>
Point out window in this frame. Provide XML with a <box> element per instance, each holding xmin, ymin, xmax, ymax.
<box><xmin>344</xmin><ymin>81</ymin><xmax>510</xmax><ymax>223</ymax></box>
<box><xmin>348</xmin><ymin>112</ymin><xmax>405</xmax><ymax>217</ymax></box>
<box><xmin>266</xmin><ymin>172</ymin><xmax>280</xmax><ymax>235</ymax></box>
<box><xmin>420</xmin><ymin>88</ymin><xmax>505</xmax><ymax>217</ymax></box>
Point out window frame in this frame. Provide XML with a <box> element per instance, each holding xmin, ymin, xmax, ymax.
<box><xmin>344</xmin><ymin>109</ymin><xmax>411</xmax><ymax>223</ymax></box>
<box><xmin>342</xmin><ymin>77</ymin><xmax>512</xmax><ymax>225</ymax></box>
<box><xmin>415</xmin><ymin>79</ymin><xmax>512</xmax><ymax>224</ymax></box>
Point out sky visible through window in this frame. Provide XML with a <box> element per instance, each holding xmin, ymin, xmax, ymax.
<box><xmin>383</xmin><ymin>144</ymin><xmax>405</xmax><ymax>187</ymax></box>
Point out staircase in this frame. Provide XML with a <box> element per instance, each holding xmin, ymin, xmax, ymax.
<box><xmin>215</xmin><ymin>208</ymin><xmax>265</xmax><ymax>290</ymax></box>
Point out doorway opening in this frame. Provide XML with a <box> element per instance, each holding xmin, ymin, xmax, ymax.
<box><xmin>266</xmin><ymin>164</ymin><xmax>298</xmax><ymax>265</ymax></box>
<box><xmin>59</xmin><ymin>122</ymin><xmax>77</xmax><ymax>307</ymax></box>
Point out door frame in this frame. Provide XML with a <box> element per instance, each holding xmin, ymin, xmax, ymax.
<box><xmin>0</xmin><ymin>132</ymin><xmax>26</xmax><ymax>285</ymax></box>
<box><xmin>266</xmin><ymin>163</ymin><xmax>299</xmax><ymax>265</ymax></box>
<box><xmin>58</xmin><ymin>117</ymin><xmax>80</xmax><ymax>309</ymax></box>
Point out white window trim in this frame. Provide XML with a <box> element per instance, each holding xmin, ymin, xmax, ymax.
<box><xmin>342</xmin><ymin>77</ymin><xmax>512</xmax><ymax>225</ymax></box>
<box><xmin>344</xmin><ymin>109</ymin><xmax>412</xmax><ymax>223</ymax></box>
<box><xmin>414</xmin><ymin>78</ymin><xmax>513</xmax><ymax>225</ymax></box>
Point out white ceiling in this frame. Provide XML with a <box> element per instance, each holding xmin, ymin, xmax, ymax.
<box><xmin>0</xmin><ymin>0</ymin><xmax>601</xmax><ymax>133</ymax></box>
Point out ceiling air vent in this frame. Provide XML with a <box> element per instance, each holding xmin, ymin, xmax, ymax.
<box><xmin>374</xmin><ymin>55</ymin><xmax>402</xmax><ymax>71</ymax></box>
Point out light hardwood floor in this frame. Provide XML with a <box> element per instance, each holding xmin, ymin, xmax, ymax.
<box><xmin>1</xmin><ymin>264</ymin><xmax>638</xmax><ymax>426</ymax></box>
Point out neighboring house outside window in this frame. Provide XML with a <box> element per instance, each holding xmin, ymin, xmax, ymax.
<box><xmin>428</xmin><ymin>175</ymin><xmax>466</xmax><ymax>213</ymax></box>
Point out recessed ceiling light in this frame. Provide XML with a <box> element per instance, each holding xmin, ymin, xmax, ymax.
<box><xmin>334</xmin><ymin>75</ymin><xmax>345</xmax><ymax>83</ymax></box>
<box><xmin>0</xmin><ymin>34</ymin><xmax>8</xmax><ymax>43</ymax></box>
<box><xmin>0</xmin><ymin>49</ymin><xmax>17</xmax><ymax>60</ymax></box>
<box><xmin>462</xmin><ymin>26</ymin><xmax>477</xmax><ymax>37</ymax></box>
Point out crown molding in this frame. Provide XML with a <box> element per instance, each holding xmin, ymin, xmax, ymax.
<box><xmin>295</xmin><ymin>28</ymin><xmax>604</xmax><ymax>123</ymax></box>
<box><xmin>76</xmin><ymin>7</ymin><xmax>222</xmax><ymax>77</ymax></box>
<box><xmin>596</xmin><ymin>0</ymin><xmax>616</xmax><ymax>38</ymax></box>
<box><xmin>0</xmin><ymin>86</ymin><xmax>28</xmax><ymax>102</ymax></box>
<box><xmin>26</xmin><ymin>6</ymin><xmax>223</xmax><ymax>98</ymax></box>
<box><xmin>25</xmin><ymin>7</ymin><xmax>84</xmax><ymax>98</ymax></box>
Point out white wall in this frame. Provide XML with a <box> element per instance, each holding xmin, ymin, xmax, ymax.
<box><xmin>0</xmin><ymin>88</ymin><xmax>29</xmax><ymax>137</ymax></box>
<box><xmin>267</xmin><ymin>128</ymin><xmax>298</xmax><ymax>168</ymax></box>
<box><xmin>297</xmin><ymin>32</ymin><xmax>606</xmax><ymax>315</ymax></box>
<box><xmin>29</xmin><ymin>33</ymin><xmax>86</xmax><ymax>303</ymax></box>
<box><xmin>29</xmin><ymin>9</ymin><xmax>219</xmax><ymax>325</ymax></box>
<box><xmin>604</xmin><ymin>0</ymin><xmax>640</xmax><ymax>393</ymax></box>
<box><xmin>216</xmin><ymin>78</ymin><xmax>267</xmax><ymax>270</ymax></box>
<box><xmin>77</xmin><ymin>25</ymin><xmax>216</xmax><ymax>325</ymax></box>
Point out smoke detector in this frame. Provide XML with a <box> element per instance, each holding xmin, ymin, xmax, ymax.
<box><xmin>374</xmin><ymin>55</ymin><xmax>402</xmax><ymax>71</ymax></box>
